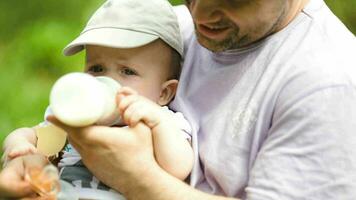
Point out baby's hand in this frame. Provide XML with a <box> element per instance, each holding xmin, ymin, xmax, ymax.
<box><xmin>6</xmin><ymin>142</ymin><xmax>37</xmax><ymax>160</ymax></box>
<box><xmin>117</xmin><ymin>87</ymin><xmax>167</xmax><ymax>129</ymax></box>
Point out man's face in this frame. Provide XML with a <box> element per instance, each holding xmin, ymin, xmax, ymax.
<box><xmin>84</xmin><ymin>40</ymin><xmax>173</xmax><ymax>103</ymax></box>
<box><xmin>186</xmin><ymin>0</ymin><xmax>288</xmax><ymax>51</ymax></box>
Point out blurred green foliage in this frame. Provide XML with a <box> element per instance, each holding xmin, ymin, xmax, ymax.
<box><xmin>0</xmin><ymin>0</ymin><xmax>355</xmax><ymax>153</ymax></box>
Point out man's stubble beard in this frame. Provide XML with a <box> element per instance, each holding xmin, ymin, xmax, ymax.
<box><xmin>193</xmin><ymin>2</ymin><xmax>288</xmax><ymax>52</ymax></box>
<box><xmin>194</xmin><ymin>23</ymin><xmax>251</xmax><ymax>52</ymax></box>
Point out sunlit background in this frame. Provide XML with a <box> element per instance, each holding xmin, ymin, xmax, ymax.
<box><xmin>0</xmin><ymin>0</ymin><xmax>355</xmax><ymax>152</ymax></box>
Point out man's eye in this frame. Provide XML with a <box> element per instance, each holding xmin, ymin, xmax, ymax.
<box><xmin>120</xmin><ymin>67</ymin><xmax>137</xmax><ymax>76</ymax></box>
<box><xmin>87</xmin><ymin>65</ymin><xmax>104</xmax><ymax>73</ymax></box>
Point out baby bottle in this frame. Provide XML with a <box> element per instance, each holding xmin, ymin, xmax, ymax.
<box><xmin>49</xmin><ymin>72</ymin><xmax>122</xmax><ymax>127</ymax></box>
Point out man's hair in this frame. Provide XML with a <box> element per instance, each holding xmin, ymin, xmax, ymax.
<box><xmin>169</xmin><ymin>48</ymin><xmax>182</xmax><ymax>80</ymax></box>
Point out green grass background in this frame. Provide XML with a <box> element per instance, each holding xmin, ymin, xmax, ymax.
<box><xmin>0</xmin><ymin>0</ymin><xmax>355</xmax><ymax>154</ymax></box>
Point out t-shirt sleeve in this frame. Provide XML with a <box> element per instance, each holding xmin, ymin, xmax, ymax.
<box><xmin>173</xmin><ymin>111</ymin><xmax>192</xmax><ymax>141</ymax></box>
<box><xmin>163</xmin><ymin>106</ymin><xmax>192</xmax><ymax>141</ymax></box>
<box><xmin>245</xmin><ymin>85</ymin><xmax>356</xmax><ymax>199</ymax></box>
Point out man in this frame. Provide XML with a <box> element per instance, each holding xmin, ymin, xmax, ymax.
<box><xmin>2</xmin><ymin>0</ymin><xmax>356</xmax><ymax>199</ymax></box>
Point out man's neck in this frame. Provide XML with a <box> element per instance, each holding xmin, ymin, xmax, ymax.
<box><xmin>276</xmin><ymin>0</ymin><xmax>310</xmax><ymax>32</ymax></box>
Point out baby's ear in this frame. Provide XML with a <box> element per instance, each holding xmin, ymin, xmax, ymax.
<box><xmin>158</xmin><ymin>79</ymin><xmax>178</xmax><ymax>106</ymax></box>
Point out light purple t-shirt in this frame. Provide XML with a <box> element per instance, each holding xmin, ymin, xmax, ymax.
<box><xmin>171</xmin><ymin>0</ymin><xmax>356</xmax><ymax>199</ymax></box>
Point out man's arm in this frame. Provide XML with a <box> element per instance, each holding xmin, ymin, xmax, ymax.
<box><xmin>121</xmin><ymin>163</ymin><xmax>238</xmax><ymax>200</ymax></box>
<box><xmin>47</xmin><ymin>117</ymin><xmax>241</xmax><ymax>200</ymax></box>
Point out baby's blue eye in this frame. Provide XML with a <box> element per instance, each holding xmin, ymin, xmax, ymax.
<box><xmin>121</xmin><ymin>67</ymin><xmax>137</xmax><ymax>76</ymax></box>
<box><xmin>88</xmin><ymin>65</ymin><xmax>104</xmax><ymax>73</ymax></box>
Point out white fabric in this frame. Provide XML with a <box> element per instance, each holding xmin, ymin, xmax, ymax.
<box><xmin>172</xmin><ymin>1</ymin><xmax>356</xmax><ymax>199</ymax></box>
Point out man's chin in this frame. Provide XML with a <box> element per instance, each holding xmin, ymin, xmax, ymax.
<box><xmin>196</xmin><ymin>35</ymin><xmax>228</xmax><ymax>52</ymax></box>
<box><xmin>195</xmin><ymin>31</ymin><xmax>243</xmax><ymax>52</ymax></box>
<box><xmin>196</xmin><ymin>33</ymin><xmax>256</xmax><ymax>52</ymax></box>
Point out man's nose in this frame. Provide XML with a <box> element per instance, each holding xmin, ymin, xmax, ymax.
<box><xmin>189</xmin><ymin>0</ymin><xmax>223</xmax><ymax>24</ymax></box>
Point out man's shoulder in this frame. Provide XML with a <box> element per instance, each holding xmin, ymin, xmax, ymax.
<box><xmin>173</xmin><ymin>5</ymin><xmax>195</xmax><ymax>51</ymax></box>
<box><xmin>265</xmin><ymin>0</ymin><xmax>356</xmax><ymax>90</ymax></box>
<box><xmin>296</xmin><ymin>0</ymin><xmax>356</xmax><ymax>58</ymax></box>
<box><xmin>173</xmin><ymin>5</ymin><xmax>193</xmax><ymax>34</ymax></box>
<box><xmin>258</xmin><ymin>4</ymin><xmax>356</xmax><ymax>113</ymax></box>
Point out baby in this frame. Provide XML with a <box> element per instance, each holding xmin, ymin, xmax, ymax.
<box><xmin>2</xmin><ymin>0</ymin><xmax>193</xmax><ymax>199</ymax></box>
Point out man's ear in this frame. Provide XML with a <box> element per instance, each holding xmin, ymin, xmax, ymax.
<box><xmin>158</xmin><ymin>79</ymin><xmax>178</xmax><ymax>106</ymax></box>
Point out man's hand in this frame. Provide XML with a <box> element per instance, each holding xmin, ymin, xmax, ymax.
<box><xmin>47</xmin><ymin>115</ymin><xmax>158</xmax><ymax>195</ymax></box>
<box><xmin>0</xmin><ymin>154</ymin><xmax>48</xmax><ymax>198</ymax></box>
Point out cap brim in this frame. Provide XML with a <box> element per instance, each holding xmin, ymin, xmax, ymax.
<box><xmin>63</xmin><ymin>28</ymin><xmax>159</xmax><ymax>56</ymax></box>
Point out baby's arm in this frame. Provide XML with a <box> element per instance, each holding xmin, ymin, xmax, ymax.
<box><xmin>117</xmin><ymin>87</ymin><xmax>194</xmax><ymax>180</ymax></box>
<box><xmin>3</xmin><ymin>127</ymin><xmax>37</xmax><ymax>161</ymax></box>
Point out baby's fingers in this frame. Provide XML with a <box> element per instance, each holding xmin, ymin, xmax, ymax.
<box><xmin>117</xmin><ymin>95</ymin><xmax>140</xmax><ymax>115</ymax></box>
<box><xmin>7</xmin><ymin>151</ymin><xmax>24</xmax><ymax>160</ymax></box>
<box><xmin>125</xmin><ymin>102</ymin><xmax>146</xmax><ymax>127</ymax></box>
<box><xmin>7</xmin><ymin>147</ymin><xmax>37</xmax><ymax>160</ymax></box>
